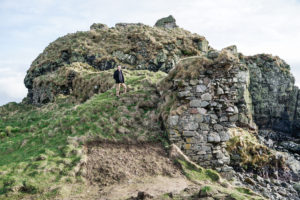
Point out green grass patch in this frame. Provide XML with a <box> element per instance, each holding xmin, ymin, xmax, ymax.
<box><xmin>177</xmin><ymin>159</ymin><xmax>220</xmax><ymax>182</ymax></box>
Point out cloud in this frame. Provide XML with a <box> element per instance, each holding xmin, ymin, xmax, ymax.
<box><xmin>0</xmin><ymin>0</ymin><xmax>300</xmax><ymax>105</ymax></box>
<box><xmin>0</xmin><ymin>70</ymin><xmax>27</xmax><ymax>106</ymax></box>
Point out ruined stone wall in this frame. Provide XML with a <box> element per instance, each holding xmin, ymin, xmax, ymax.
<box><xmin>160</xmin><ymin>52</ymin><xmax>254</xmax><ymax>169</ymax></box>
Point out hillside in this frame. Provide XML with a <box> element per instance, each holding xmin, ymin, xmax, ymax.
<box><xmin>0</xmin><ymin>15</ymin><xmax>300</xmax><ymax>200</ymax></box>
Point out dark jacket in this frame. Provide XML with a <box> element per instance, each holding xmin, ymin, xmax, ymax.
<box><xmin>113</xmin><ymin>70</ymin><xmax>125</xmax><ymax>83</ymax></box>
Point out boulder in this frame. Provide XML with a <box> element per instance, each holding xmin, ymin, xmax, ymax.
<box><xmin>154</xmin><ymin>15</ymin><xmax>177</xmax><ymax>29</ymax></box>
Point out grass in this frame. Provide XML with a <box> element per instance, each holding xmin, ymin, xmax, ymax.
<box><xmin>176</xmin><ymin>159</ymin><xmax>220</xmax><ymax>182</ymax></box>
<box><xmin>176</xmin><ymin>159</ymin><xmax>265</xmax><ymax>200</ymax></box>
<box><xmin>0</xmin><ymin>69</ymin><xmax>167</xmax><ymax>198</ymax></box>
<box><xmin>226</xmin><ymin>127</ymin><xmax>286</xmax><ymax>171</ymax></box>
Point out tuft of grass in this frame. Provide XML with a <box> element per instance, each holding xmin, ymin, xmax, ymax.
<box><xmin>176</xmin><ymin>159</ymin><xmax>220</xmax><ymax>182</ymax></box>
<box><xmin>226</xmin><ymin>128</ymin><xmax>286</xmax><ymax>171</ymax></box>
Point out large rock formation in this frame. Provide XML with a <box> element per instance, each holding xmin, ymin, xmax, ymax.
<box><xmin>244</xmin><ymin>54</ymin><xmax>300</xmax><ymax>136</ymax></box>
<box><xmin>24</xmin><ymin>20</ymin><xmax>209</xmax><ymax>104</ymax></box>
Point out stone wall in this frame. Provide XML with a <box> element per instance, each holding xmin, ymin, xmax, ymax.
<box><xmin>160</xmin><ymin>50</ymin><xmax>255</xmax><ymax>169</ymax></box>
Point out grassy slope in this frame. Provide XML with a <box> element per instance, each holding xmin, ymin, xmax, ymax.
<box><xmin>0</xmin><ymin>69</ymin><xmax>167</xmax><ymax>199</ymax></box>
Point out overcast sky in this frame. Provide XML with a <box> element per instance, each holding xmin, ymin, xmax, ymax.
<box><xmin>0</xmin><ymin>0</ymin><xmax>299</xmax><ymax>106</ymax></box>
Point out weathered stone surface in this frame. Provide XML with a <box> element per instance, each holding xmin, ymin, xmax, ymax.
<box><xmin>201</xmin><ymin>93</ymin><xmax>212</xmax><ymax>101</ymax></box>
<box><xmin>90</xmin><ymin>23</ymin><xmax>108</xmax><ymax>30</ymax></box>
<box><xmin>246</xmin><ymin>54</ymin><xmax>299</xmax><ymax>135</ymax></box>
<box><xmin>169</xmin><ymin>115</ymin><xmax>179</xmax><ymax>126</ymax></box>
<box><xmin>196</xmin><ymin>85</ymin><xmax>207</xmax><ymax>93</ymax></box>
<box><xmin>217</xmin><ymin>87</ymin><xmax>224</xmax><ymax>95</ymax></box>
<box><xmin>154</xmin><ymin>15</ymin><xmax>177</xmax><ymax>29</ymax></box>
<box><xmin>183</xmin><ymin>122</ymin><xmax>199</xmax><ymax>131</ymax></box>
<box><xmin>213</xmin><ymin>124</ymin><xmax>223</xmax><ymax>131</ymax></box>
<box><xmin>207</xmin><ymin>133</ymin><xmax>221</xmax><ymax>143</ymax></box>
<box><xmin>197</xmin><ymin>108</ymin><xmax>207</xmax><ymax>115</ymax></box>
<box><xmin>183</xmin><ymin>131</ymin><xmax>196</xmax><ymax>137</ymax></box>
<box><xmin>219</xmin><ymin>131</ymin><xmax>230</xmax><ymax>142</ymax></box>
<box><xmin>190</xmin><ymin>99</ymin><xmax>202</xmax><ymax>107</ymax></box>
<box><xmin>229</xmin><ymin>114</ymin><xmax>239</xmax><ymax>122</ymax></box>
<box><xmin>178</xmin><ymin>90</ymin><xmax>191</xmax><ymax>97</ymax></box>
<box><xmin>200</xmin><ymin>101</ymin><xmax>210</xmax><ymax>107</ymax></box>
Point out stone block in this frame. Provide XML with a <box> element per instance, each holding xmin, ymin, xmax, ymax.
<box><xmin>178</xmin><ymin>90</ymin><xmax>191</xmax><ymax>97</ymax></box>
<box><xmin>207</xmin><ymin>133</ymin><xmax>221</xmax><ymax>143</ymax></box>
<box><xmin>229</xmin><ymin>114</ymin><xmax>239</xmax><ymax>122</ymax></box>
<box><xmin>169</xmin><ymin>115</ymin><xmax>179</xmax><ymax>126</ymax></box>
<box><xmin>199</xmin><ymin>123</ymin><xmax>210</xmax><ymax>131</ymax></box>
<box><xmin>201</xmin><ymin>101</ymin><xmax>210</xmax><ymax>107</ymax></box>
<box><xmin>213</xmin><ymin>124</ymin><xmax>223</xmax><ymax>131</ymax></box>
<box><xmin>219</xmin><ymin>131</ymin><xmax>230</xmax><ymax>142</ymax></box>
<box><xmin>197</xmin><ymin>108</ymin><xmax>207</xmax><ymax>115</ymax></box>
<box><xmin>183</xmin><ymin>131</ymin><xmax>196</xmax><ymax>137</ymax></box>
<box><xmin>183</xmin><ymin>122</ymin><xmax>199</xmax><ymax>130</ymax></box>
<box><xmin>190</xmin><ymin>99</ymin><xmax>202</xmax><ymax>107</ymax></box>
<box><xmin>194</xmin><ymin>114</ymin><xmax>204</xmax><ymax>123</ymax></box>
<box><xmin>190</xmin><ymin>108</ymin><xmax>199</xmax><ymax>114</ymax></box>
<box><xmin>217</xmin><ymin>87</ymin><xmax>224</xmax><ymax>95</ymax></box>
<box><xmin>201</xmin><ymin>93</ymin><xmax>212</xmax><ymax>101</ymax></box>
<box><xmin>184</xmin><ymin>143</ymin><xmax>192</xmax><ymax>150</ymax></box>
<box><xmin>196</xmin><ymin>84</ymin><xmax>207</xmax><ymax>93</ymax></box>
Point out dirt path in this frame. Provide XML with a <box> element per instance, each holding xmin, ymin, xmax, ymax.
<box><xmin>98</xmin><ymin>175</ymin><xmax>191</xmax><ymax>200</ymax></box>
<box><xmin>81</xmin><ymin>142</ymin><xmax>193</xmax><ymax>199</ymax></box>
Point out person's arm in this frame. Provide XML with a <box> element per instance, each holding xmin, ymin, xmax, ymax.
<box><xmin>113</xmin><ymin>71</ymin><xmax>117</xmax><ymax>80</ymax></box>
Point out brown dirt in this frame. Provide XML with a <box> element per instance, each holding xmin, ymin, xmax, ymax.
<box><xmin>86</xmin><ymin>142</ymin><xmax>182</xmax><ymax>187</ymax></box>
<box><xmin>80</xmin><ymin>142</ymin><xmax>192</xmax><ymax>200</ymax></box>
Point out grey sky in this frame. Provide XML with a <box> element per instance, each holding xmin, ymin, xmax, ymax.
<box><xmin>0</xmin><ymin>0</ymin><xmax>299</xmax><ymax>106</ymax></box>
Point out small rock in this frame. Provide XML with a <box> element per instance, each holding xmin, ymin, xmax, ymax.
<box><xmin>219</xmin><ymin>131</ymin><xmax>230</xmax><ymax>142</ymax></box>
<box><xmin>201</xmin><ymin>101</ymin><xmax>210</xmax><ymax>107</ymax></box>
<box><xmin>201</xmin><ymin>93</ymin><xmax>212</xmax><ymax>101</ymax></box>
<box><xmin>154</xmin><ymin>15</ymin><xmax>177</xmax><ymax>29</ymax></box>
<box><xmin>190</xmin><ymin>99</ymin><xmax>202</xmax><ymax>107</ymax></box>
<box><xmin>169</xmin><ymin>115</ymin><xmax>179</xmax><ymax>126</ymax></box>
<box><xmin>245</xmin><ymin>177</ymin><xmax>256</xmax><ymax>185</ymax></box>
<box><xmin>136</xmin><ymin>191</ymin><xmax>153</xmax><ymax>199</ymax></box>
<box><xmin>196</xmin><ymin>85</ymin><xmax>207</xmax><ymax>93</ymax></box>
<box><xmin>190</xmin><ymin>108</ymin><xmax>199</xmax><ymax>114</ymax></box>
<box><xmin>178</xmin><ymin>90</ymin><xmax>191</xmax><ymax>97</ymax></box>
<box><xmin>217</xmin><ymin>87</ymin><xmax>224</xmax><ymax>95</ymax></box>
<box><xmin>229</xmin><ymin>114</ymin><xmax>239</xmax><ymax>122</ymax></box>
<box><xmin>190</xmin><ymin>79</ymin><xmax>198</xmax><ymax>85</ymax></box>
<box><xmin>183</xmin><ymin>131</ymin><xmax>196</xmax><ymax>137</ymax></box>
<box><xmin>220</xmin><ymin>116</ymin><xmax>228</xmax><ymax>122</ymax></box>
<box><xmin>213</xmin><ymin>124</ymin><xmax>223</xmax><ymax>131</ymax></box>
<box><xmin>226</xmin><ymin>107</ymin><xmax>235</xmax><ymax>113</ymax></box>
<box><xmin>207</xmin><ymin>133</ymin><xmax>221</xmax><ymax>143</ymax></box>
<box><xmin>197</xmin><ymin>108</ymin><xmax>207</xmax><ymax>115</ymax></box>
<box><xmin>183</xmin><ymin>122</ymin><xmax>199</xmax><ymax>131</ymax></box>
<box><xmin>198</xmin><ymin>186</ymin><xmax>218</xmax><ymax>198</ymax></box>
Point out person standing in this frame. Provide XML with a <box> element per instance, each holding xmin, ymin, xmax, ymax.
<box><xmin>113</xmin><ymin>65</ymin><xmax>127</xmax><ymax>97</ymax></box>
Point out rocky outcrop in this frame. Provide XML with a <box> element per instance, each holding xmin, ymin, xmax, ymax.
<box><xmin>245</xmin><ymin>54</ymin><xmax>300</xmax><ymax>137</ymax></box>
<box><xmin>154</xmin><ymin>15</ymin><xmax>177</xmax><ymax>29</ymax></box>
<box><xmin>24</xmin><ymin>16</ymin><xmax>210</xmax><ymax>104</ymax></box>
